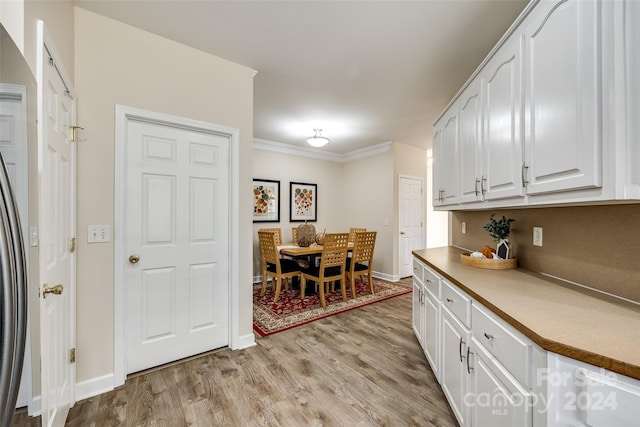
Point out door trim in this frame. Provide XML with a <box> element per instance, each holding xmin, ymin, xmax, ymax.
<box><xmin>113</xmin><ymin>105</ymin><xmax>240</xmax><ymax>387</ymax></box>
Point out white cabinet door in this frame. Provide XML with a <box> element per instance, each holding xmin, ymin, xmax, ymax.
<box><xmin>626</xmin><ymin>0</ymin><xmax>640</xmax><ymax>199</ymax></box>
<box><xmin>469</xmin><ymin>339</ymin><xmax>532</xmax><ymax>427</ymax></box>
<box><xmin>459</xmin><ymin>79</ymin><xmax>484</xmax><ymax>203</ymax></box>
<box><xmin>483</xmin><ymin>34</ymin><xmax>525</xmax><ymax>201</ymax></box>
<box><xmin>441</xmin><ymin>107</ymin><xmax>460</xmax><ymax>206</ymax></box>
<box><xmin>412</xmin><ymin>278</ymin><xmax>424</xmax><ymax>346</ymax></box>
<box><xmin>423</xmin><ymin>289</ymin><xmax>440</xmax><ymax>382</ymax></box>
<box><xmin>523</xmin><ymin>0</ymin><xmax>602</xmax><ymax>195</ymax></box>
<box><xmin>432</xmin><ymin>122</ymin><xmax>444</xmax><ymax>207</ymax></box>
<box><xmin>441</xmin><ymin>307</ymin><xmax>470</xmax><ymax>426</ymax></box>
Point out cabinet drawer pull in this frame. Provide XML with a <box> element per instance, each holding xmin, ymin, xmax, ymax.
<box><xmin>459</xmin><ymin>337</ymin><xmax>465</xmax><ymax>362</ymax></box>
<box><xmin>425</xmin><ymin>279</ymin><xmax>431</xmax><ymax>283</ymax></box>
<box><xmin>474</xmin><ymin>178</ymin><xmax>480</xmax><ymax>196</ymax></box>
<box><xmin>484</xmin><ymin>332</ymin><xmax>494</xmax><ymax>340</ymax></box>
<box><xmin>446</xmin><ymin>298</ymin><xmax>454</xmax><ymax>304</ymax></box>
<box><xmin>466</xmin><ymin>347</ymin><xmax>474</xmax><ymax>374</ymax></box>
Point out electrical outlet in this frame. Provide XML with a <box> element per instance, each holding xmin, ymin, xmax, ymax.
<box><xmin>533</xmin><ymin>227</ymin><xmax>543</xmax><ymax>247</ymax></box>
<box><xmin>462</xmin><ymin>222</ymin><xmax>467</xmax><ymax>234</ymax></box>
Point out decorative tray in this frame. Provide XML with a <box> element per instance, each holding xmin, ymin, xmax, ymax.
<box><xmin>460</xmin><ymin>253</ymin><xmax>517</xmax><ymax>270</ymax></box>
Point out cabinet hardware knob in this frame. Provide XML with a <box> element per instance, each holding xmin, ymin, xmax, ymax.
<box><xmin>484</xmin><ymin>332</ymin><xmax>494</xmax><ymax>340</ymax></box>
<box><xmin>446</xmin><ymin>298</ymin><xmax>454</xmax><ymax>303</ymax></box>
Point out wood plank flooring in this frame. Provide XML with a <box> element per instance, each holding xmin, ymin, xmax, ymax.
<box><xmin>12</xmin><ymin>285</ymin><xmax>456</xmax><ymax>426</ymax></box>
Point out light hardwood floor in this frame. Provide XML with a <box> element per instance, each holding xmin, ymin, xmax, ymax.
<box><xmin>13</xmin><ymin>287</ymin><xmax>456</xmax><ymax>426</ymax></box>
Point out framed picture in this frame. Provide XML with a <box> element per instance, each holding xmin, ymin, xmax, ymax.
<box><xmin>252</xmin><ymin>179</ymin><xmax>280</xmax><ymax>223</ymax></box>
<box><xmin>290</xmin><ymin>182</ymin><xmax>317</xmax><ymax>222</ymax></box>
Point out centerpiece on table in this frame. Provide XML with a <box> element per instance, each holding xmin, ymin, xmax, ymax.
<box><xmin>461</xmin><ymin>214</ymin><xmax>517</xmax><ymax>270</ymax></box>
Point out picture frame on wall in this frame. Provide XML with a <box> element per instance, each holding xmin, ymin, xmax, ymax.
<box><xmin>252</xmin><ymin>179</ymin><xmax>280</xmax><ymax>223</ymax></box>
<box><xmin>290</xmin><ymin>181</ymin><xmax>317</xmax><ymax>222</ymax></box>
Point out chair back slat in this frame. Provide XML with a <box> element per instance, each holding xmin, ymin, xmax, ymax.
<box><xmin>320</xmin><ymin>233</ymin><xmax>349</xmax><ymax>268</ymax></box>
<box><xmin>259</xmin><ymin>227</ymin><xmax>282</xmax><ymax>245</ymax></box>
<box><xmin>258</xmin><ymin>231</ymin><xmax>279</xmax><ymax>266</ymax></box>
<box><xmin>348</xmin><ymin>227</ymin><xmax>366</xmax><ymax>243</ymax></box>
<box><xmin>352</xmin><ymin>231</ymin><xmax>377</xmax><ymax>264</ymax></box>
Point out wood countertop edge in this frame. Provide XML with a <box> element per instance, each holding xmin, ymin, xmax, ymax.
<box><xmin>412</xmin><ymin>250</ymin><xmax>640</xmax><ymax>381</ymax></box>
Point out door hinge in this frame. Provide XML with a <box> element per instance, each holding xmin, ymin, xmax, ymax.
<box><xmin>69</xmin><ymin>348</ymin><xmax>76</xmax><ymax>364</ymax></box>
<box><xmin>68</xmin><ymin>126</ymin><xmax>84</xmax><ymax>142</ymax></box>
<box><xmin>69</xmin><ymin>237</ymin><xmax>76</xmax><ymax>253</ymax></box>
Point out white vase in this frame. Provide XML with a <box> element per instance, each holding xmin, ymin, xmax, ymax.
<box><xmin>496</xmin><ymin>239</ymin><xmax>510</xmax><ymax>259</ymax></box>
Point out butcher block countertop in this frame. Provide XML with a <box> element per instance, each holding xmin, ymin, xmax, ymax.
<box><xmin>412</xmin><ymin>246</ymin><xmax>640</xmax><ymax>381</ymax></box>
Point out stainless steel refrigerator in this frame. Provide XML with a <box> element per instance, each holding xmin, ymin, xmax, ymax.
<box><xmin>0</xmin><ymin>149</ymin><xmax>27</xmax><ymax>425</ymax></box>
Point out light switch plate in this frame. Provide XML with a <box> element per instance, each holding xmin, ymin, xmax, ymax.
<box><xmin>88</xmin><ymin>225</ymin><xmax>111</xmax><ymax>243</ymax></box>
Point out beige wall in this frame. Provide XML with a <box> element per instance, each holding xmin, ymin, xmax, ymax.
<box><xmin>342</xmin><ymin>149</ymin><xmax>394</xmax><ymax>275</ymax></box>
<box><xmin>252</xmin><ymin>147</ymin><xmax>396</xmax><ymax>278</ymax></box>
<box><xmin>74</xmin><ymin>8</ymin><xmax>255</xmax><ymax>383</ymax></box>
<box><xmin>451</xmin><ymin>204</ymin><xmax>640</xmax><ymax>303</ymax></box>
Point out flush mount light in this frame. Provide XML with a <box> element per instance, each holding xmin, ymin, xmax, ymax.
<box><xmin>306</xmin><ymin>128</ymin><xmax>330</xmax><ymax>147</ymax></box>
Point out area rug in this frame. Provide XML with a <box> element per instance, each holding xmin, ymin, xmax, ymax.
<box><xmin>253</xmin><ymin>277</ymin><xmax>412</xmax><ymax>337</ymax></box>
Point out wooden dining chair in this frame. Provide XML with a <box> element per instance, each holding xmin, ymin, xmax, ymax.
<box><xmin>300</xmin><ymin>233</ymin><xmax>349</xmax><ymax>309</ymax></box>
<box><xmin>291</xmin><ymin>227</ymin><xmax>298</xmax><ymax>245</ymax></box>
<box><xmin>259</xmin><ymin>227</ymin><xmax>283</xmax><ymax>245</ymax></box>
<box><xmin>348</xmin><ymin>227</ymin><xmax>366</xmax><ymax>243</ymax></box>
<box><xmin>346</xmin><ymin>231</ymin><xmax>377</xmax><ymax>298</ymax></box>
<box><xmin>258</xmin><ymin>231</ymin><xmax>300</xmax><ymax>303</ymax></box>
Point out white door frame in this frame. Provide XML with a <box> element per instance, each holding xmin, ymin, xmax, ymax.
<box><xmin>398</xmin><ymin>174</ymin><xmax>424</xmax><ymax>277</ymax></box>
<box><xmin>113</xmin><ymin>105</ymin><xmax>240</xmax><ymax>387</ymax></box>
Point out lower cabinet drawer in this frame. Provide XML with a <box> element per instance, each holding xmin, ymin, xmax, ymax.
<box><xmin>413</xmin><ymin>258</ymin><xmax>424</xmax><ymax>282</ymax></box>
<box><xmin>423</xmin><ymin>265</ymin><xmax>441</xmax><ymax>300</ymax></box>
<box><xmin>442</xmin><ymin>279</ymin><xmax>471</xmax><ymax>328</ymax></box>
<box><xmin>472</xmin><ymin>303</ymin><xmax>532</xmax><ymax>388</ymax></box>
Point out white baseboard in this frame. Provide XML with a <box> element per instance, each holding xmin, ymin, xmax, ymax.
<box><xmin>24</xmin><ymin>374</ymin><xmax>114</xmax><ymax>417</ymax></box>
<box><xmin>75</xmin><ymin>373</ymin><xmax>115</xmax><ymax>403</ymax></box>
<box><xmin>235</xmin><ymin>333</ymin><xmax>256</xmax><ymax>350</ymax></box>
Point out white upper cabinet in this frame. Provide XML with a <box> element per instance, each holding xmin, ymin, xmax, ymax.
<box><xmin>432</xmin><ymin>122</ymin><xmax>444</xmax><ymax>206</ymax></box>
<box><xmin>432</xmin><ymin>0</ymin><xmax>639</xmax><ymax>210</ymax></box>
<box><xmin>482</xmin><ymin>34</ymin><xmax>525</xmax><ymax>201</ymax></box>
<box><xmin>625</xmin><ymin>0</ymin><xmax>640</xmax><ymax>199</ymax></box>
<box><xmin>433</xmin><ymin>108</ymin><xmax>459</xmax><ymax>207</ymax></box>
<box><xmin>458</xmin><ymin>79</ymin><xmax>484</xmax><ymax>203</ymax></box>
<box><xmin>523</xmin><ymin>0</ymin><xmax>602</xmax><ymax>195</ymax></box>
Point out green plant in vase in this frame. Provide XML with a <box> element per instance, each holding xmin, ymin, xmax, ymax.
<box><xmin>483</xmin><ymin>214</ymin><xmax>515</xmax><ymax>259</ymax></box>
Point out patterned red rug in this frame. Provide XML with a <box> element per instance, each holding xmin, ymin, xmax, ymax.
<box><xmin>253</xmin><ymin>277</ymin><xmax>412</xmax><ymax>337</ymax></box>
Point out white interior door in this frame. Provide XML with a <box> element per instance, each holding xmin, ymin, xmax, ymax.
<box><xmin>399</xmin><ymin>176</ymin><xmax>423</xmax><ymax>278</ymax></box>
<box><xmin>38</xmin><ymin>25</ymin><xmax>76</xmax><ymax>427</ymax></box>
<box><xmin>125</xmin><ymin>118</ymin><xmax>229</xmax><ymax>374</ymax></box>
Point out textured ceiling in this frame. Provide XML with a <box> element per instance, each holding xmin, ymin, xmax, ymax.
<box><xmin>74</xmin><ymin>0</ymin><xmax>529</xmax><ymax>154</ymax></box>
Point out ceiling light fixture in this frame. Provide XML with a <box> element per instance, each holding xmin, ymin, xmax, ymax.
<box><xmin>306</xmin><ymin>128</ymin><xmax>330</xmax><ymax>147</ymax></box>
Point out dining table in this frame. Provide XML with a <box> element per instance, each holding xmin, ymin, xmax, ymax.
<box><xmin>277</xmin><ymin>242</ymin><xmax>354</xmax><ymax>295</ymax></box>
<box><xmin>278</xmin><ymin>242</ymin><xmax>354</xmax><ymax>257</ymax></box>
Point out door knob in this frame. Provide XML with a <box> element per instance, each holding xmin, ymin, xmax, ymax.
<box><xmin>129</xmin><ymin>254</ymin><xmax>140</xmax><ymax>264</ymax></box>
<box><xmin>42</xmin><ymin>284</ymin><xmax>63</xmax><ymax>298</ymax></box>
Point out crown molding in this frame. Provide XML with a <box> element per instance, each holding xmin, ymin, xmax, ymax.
<box><xmin>253</xmin><ymin>138</ymin><xmax>392</xmax><ymax>163</ymax></box>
